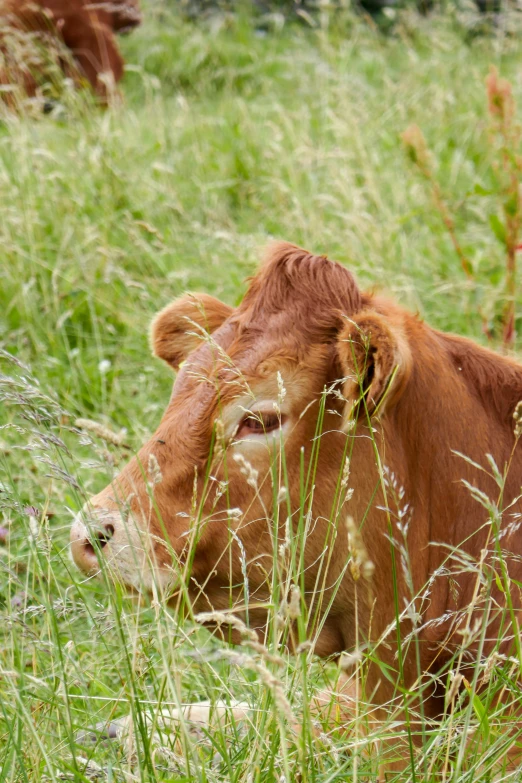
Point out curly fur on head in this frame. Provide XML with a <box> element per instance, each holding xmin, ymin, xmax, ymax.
<box><xmin>239</xmin><ymin>242</ymin><xmax>365</xmax><ymax>341</ymax></box>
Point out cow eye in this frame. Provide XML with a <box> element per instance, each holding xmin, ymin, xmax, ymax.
<box><xmin>237</xmin><ymin>411</ymin><xmax>283</xmax><ymax>438</ymax></box>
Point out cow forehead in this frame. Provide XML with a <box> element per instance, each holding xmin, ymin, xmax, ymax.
<box><xmin>166</xmin><ymin>318</ymin><xmax>331</xmax><ymax>420</ymax></box>
<box><xmin>184</xmin><ymin>314</ymin><xmax>328</xmax><ymax>376</ymax></box>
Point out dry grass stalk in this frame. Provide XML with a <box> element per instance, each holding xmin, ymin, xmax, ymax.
<box><xmin>485</xmin><ymin>66</ymin><xmax>522</xmax><ymax>349</ymax></box>
<box><xmin>401</xmin><ymin>123</ymin><xmax>474</xmax><ymax>280</ymax></box>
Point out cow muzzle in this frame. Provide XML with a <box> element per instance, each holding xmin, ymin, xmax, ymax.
<box><xmin>70</xmin><ymin>502</ymin><xmax>172</xmax><ymax>593</ymax></box>
<box><xmin>70</xmin><ymin>507</ymin><xmax>118</xmax><ymax>576</ymax></box>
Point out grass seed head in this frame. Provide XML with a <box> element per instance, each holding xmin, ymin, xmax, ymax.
<box><xmin>401</xmin><ymin>123</ymin><xmax>430</xmax><ymax>171</ymax></box>
<box><xmin>345</xmin><ymin>515</ymin><xmax>374</xmax><ymax>581</ymax></box>
<box><xmin>233</xmin><ymin>452</ymin><xmax>259</xmax><ymax>489</ymax></box>
<box><xmin>74</xmin><ymin>418</ymin><xmax>128</xmax><ymax>448</ymax></box>
<box><xmin>339</xmin><ymin>650</ymin><xmax>362</xmax><ymax>671</ymax></box>
<box><xmin>513</xmin><ymin>400</ymin><xmax>522</xmax><ymax>437</ymax></box>
<box><xmin>285</xmin><ymin>584</ymin><xmax>301</xmax><ymax>620</ymax></box>
<box><xmin>148</xmin><ymin>452</ymin><xmax>163</xmax><ymax>485</ymax></box>
<box><xmin>445</xmin><ymin>672</ymin><xmax>464</xmax><ymax>706</ymax></box>
<box><xmin>486</xmin><ymin>66</ymin><xmax>515</xmax><ymax>124</ymax></box>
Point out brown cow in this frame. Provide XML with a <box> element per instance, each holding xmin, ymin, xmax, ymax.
<box><xmin>0</xmin><ymin>0</ymin><xmax>141</xmax><ymax>105</ymax></box>
<box><xmin>70</xmin><ymin>243</ymin><xmax>522</xmax><ymax>759</ymax></box>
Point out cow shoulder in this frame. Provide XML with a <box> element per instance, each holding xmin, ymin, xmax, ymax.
<box><xmin>436</xmin><ymin>329</ymin><xmax>522</xmax><ymax>427</ymax></box>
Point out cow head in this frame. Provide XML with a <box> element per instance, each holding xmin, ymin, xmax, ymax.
<box><xmin>86</xmin><ymin>1</ymin><xmax>142</xmax><ymax>33</ymax></box>
<box><xmin>70</xmin><ymin>244</ymin><xmax>412</xmax><ymax>655</ymax></box>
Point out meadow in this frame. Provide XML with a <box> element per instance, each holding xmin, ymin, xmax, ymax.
<box><xmin>2</xmin><ymin>2</ymin><xmax>522</xmax><ymax>780</ymax></box>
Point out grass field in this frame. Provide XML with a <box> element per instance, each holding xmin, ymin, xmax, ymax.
<box><xmin>3</xmin><ymin>2</ymin><xmax>522</xmax><ymax>780</ymax></box>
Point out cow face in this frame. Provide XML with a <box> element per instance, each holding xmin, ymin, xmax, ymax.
<box><xmin>70</xmin><ymin>244</ymin><xmax>411</xmax><ymax>653</ymax></box>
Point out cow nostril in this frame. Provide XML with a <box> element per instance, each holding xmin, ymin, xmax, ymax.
<box><xmin>70</xmin><ymin>515</ymin><xmax>117</xmax><ymax>574</ymax></box>
<box><xmin>89</xmin><ymin>523</ymin><xmax>115</xmax><ymax>550</ymax></box>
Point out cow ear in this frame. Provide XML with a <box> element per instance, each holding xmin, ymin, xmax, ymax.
<box><xmin>151</xmin><ymin>293</ymin><xmax>233</xmax><ymax>369</ymax></box>
<box><xmin>336</xmin><ymin>310</ymin><xmax>411</xmax><ymax>424</ymax></box>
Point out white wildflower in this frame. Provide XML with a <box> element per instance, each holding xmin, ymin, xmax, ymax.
<box><xmin>98</xmin><ymin>359</ymin><xmax>111</xmax><ymax>374</ymax></box>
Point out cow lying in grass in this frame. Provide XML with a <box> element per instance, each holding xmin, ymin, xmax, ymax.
<box><xmin>0</xmin><ymin>0</ymin><xmax>141</xmax><ymax>105</ymax></box>
<box><xmin>71</xmin><ymin>243</ymin><xmax>522</xmax><ymax>764</ymax></box>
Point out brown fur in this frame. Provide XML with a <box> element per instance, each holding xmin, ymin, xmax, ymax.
<box><xmin>152</xmin><ymin>293</ymin><xmax>234</xmax><ymax>370</ymax></box>
<box><xmin>0</xmin><ymin>0</ymin><xmax>141</xmax><ymax>104</ymax></box>
<box><xmin>71</xmin><ymin>242</ymin><xmax>522</xmax><ymax>759</ymax></box>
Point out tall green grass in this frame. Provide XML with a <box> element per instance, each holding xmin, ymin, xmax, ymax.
<box><xmin>2</xmin><ymin>2</ymin><xmax>522</xmax><ymax>780</ymax></box>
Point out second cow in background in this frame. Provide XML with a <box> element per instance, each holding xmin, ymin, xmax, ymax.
<box><xmin>0</xmin><ymin>0</ymin><xmax>141</xmax><ymax>105</ymax></box>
